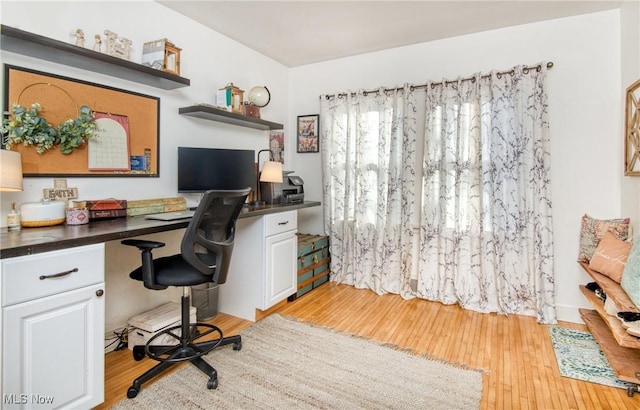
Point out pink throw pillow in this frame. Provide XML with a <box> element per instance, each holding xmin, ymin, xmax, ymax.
<box><xmin>589</xmin><ymin>231</ymin><xmax>633</xmax><ymax>283</ymax></box>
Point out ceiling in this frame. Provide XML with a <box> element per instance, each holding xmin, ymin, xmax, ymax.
<box><xmin>157</xmin><ymin>1</ymin><xmax>624</xmax><ymax>67</ymax></box>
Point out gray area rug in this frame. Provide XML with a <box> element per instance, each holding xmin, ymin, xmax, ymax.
<box><xmin>112</xmin><ymin>314</ymin><xmax>482</xmax><ymax>409</ymax></box>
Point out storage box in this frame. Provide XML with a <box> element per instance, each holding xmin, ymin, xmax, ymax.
<box><xmin>289</xmin><ymin>234</ymin><xmax>330</xmax><ymax>300</ymax></box>
<box><xmin>128</xmin><ymin>315</ymin><xmax>196</xmax><ymax>350</ymax></box>
<box><xmin>84</xmin><ymin>198</ymin><xmax>127</xmax><ymax>211</ymax></box>
<box><xmin>128</xmin><ymin>301</ymin><xmax>196</xmax><ymax>350</ymax></box>
<box><xmin>242</xmin><ymin>104</ymin><xmax>260</xmax><ymax>118</ymax></box>
<box><xmin>128</xmin><ymin>301</ymin><xmax>196</xmax><ymax>333</ymax></box>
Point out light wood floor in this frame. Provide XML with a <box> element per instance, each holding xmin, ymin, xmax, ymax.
<box><xmin>97</xmin><ymin>283</ymin><xmax>638</xmax><ymax>409</ymax></box>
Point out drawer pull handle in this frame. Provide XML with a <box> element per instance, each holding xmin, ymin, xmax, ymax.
<box><xmin>278</xmin><ymin>221</ymin><xmax>289</xmax><ymax>225</ymax></box>
<box><xmin>39</xmin><ymin>267</ymin><xmax>78</xmax><ymax>280</ymax></box>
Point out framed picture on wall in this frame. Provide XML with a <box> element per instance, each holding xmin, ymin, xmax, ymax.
<box><xmin>269</xmin><ymin>130</ymin><xmax>285</xmax><ymax>164</ymax></box>
<box><xmin>297</xmin><ymin>114</ymin><xmax>319</xmax><ymax>153</ymax></box>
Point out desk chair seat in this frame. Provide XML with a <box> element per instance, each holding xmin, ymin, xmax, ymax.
<box><xmin>122</xmin><ymin>189</ymin><xmax>250</xmax><ymax>399</ymax></box>
<box><xmin>129</xmin><ymin>252</ymin><xmax>217</xmax><ymax>287</ymax></box>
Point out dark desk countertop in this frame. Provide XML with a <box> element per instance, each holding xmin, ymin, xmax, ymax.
<box><xmin>0</xmin><ymin>201</ymin><xmax>321</xmax><ymax>259</ymax></box>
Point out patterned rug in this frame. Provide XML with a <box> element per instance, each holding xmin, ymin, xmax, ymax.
<box><xmin>548</xmin><ymin>326</ymin><xmax>635</xmax><ymax>389</ymax></box>
<box><xmin>112</xmin><ymin>314</ymin><xmax>482</xmax><ymax>409</ymax></box>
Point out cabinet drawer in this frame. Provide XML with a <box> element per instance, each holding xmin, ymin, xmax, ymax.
<box><xmin>1</xmin><ymin>244</ymin><xmax>105</xmax><ymax>306</ymax></box>
<box><xmin>265</xmin><ymin>211</ymin><xmax>297</xmax><ymax>236</ymax></box>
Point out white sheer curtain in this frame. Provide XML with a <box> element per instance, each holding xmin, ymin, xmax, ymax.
<box><xmin>319</xmin><ymin>86</ymin><xmax>417</xmax><ymax>297</ymax></box>
<box><xmin>417</xmin><ymin>65</ymin><xmax>556</xmax><ymax>323</ymax></box>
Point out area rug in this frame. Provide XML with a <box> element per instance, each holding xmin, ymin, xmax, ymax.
<box><xmin>548</xmin><ymin>326</ymin><xmax>635</xmax><ymax>389</ymax></box>
<box><xmin>112</xmin><ymin>314</ymin><xmax>482</xmax><ymax>409</ymax></box>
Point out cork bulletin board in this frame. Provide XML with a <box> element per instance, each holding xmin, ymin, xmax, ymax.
<box><xmin>3</xmin><ymin>65</ymin><xmax>160</xmax><ymax>177</ymax></box>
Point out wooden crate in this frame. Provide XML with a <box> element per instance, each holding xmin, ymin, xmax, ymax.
<box><xmin>288</xmin><ymin>234</ymin><xmax>330</xmax><ymax>301</ymax></box>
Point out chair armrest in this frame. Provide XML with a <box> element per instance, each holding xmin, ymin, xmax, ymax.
<box><xmin>121</xmin><ymin>239</ymin><xmax>166</xmax><ymax>250</ymax></box>
<box><xmin>121</xmin><ymin>239</ymin><xmax>167</xmax><ymax>290</ymax></box>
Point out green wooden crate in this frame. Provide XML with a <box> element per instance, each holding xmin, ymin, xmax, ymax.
<box><xmin>295</xmin><ymin>269</ymin><xmax>314</xmax><ymax>298</ymax></box>
<box><xmin>312</xmin><ymin>264</ymin><xmax>330</xmax><ymax>287</ymax></box>
<box><xmin>297</xmin><ymin>234</ymin><xmax>329</xmax><ymax>257</ymax></box>
<box><xmin>290</xmin><ymin>234</ymin><xmax>330</xmax><ymax>301</ymax></box>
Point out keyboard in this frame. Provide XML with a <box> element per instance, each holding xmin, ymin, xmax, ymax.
<box><xmin>144</xmin><ymin>210</ymin><xmax>195</xmax><ymax>221</ymax></box>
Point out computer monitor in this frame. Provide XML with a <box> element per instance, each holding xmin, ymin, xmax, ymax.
<box><xmin>177</xmin><ymin>147</ymin><xmax>255</xmax><ymax>193</ymax></box>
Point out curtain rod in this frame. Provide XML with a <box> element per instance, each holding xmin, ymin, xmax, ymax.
<box><xmin>321</xmin><ymin>61</ymin><xmax>554</xmax><ymax>100</ymax></box>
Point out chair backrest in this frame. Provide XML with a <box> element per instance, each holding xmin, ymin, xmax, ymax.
<box><xmin>180</xmin><ymin>188</ymin><xmax>251</xmax><ymax>285</ymax></box>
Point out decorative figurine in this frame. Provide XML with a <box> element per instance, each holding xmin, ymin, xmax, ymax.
<box><xmin>103</xmin><ymin>29</ymin><xmax>132</xmax><ymax>60</ymax></box>
<box><xmin>74</xmin><ymin>28</ymin><xmax>85</xmax><ymax>47</ymax></box>
<box><xmin>93</xmin><ymin>34</ymin><xmax>102</xmax><ymax>52</ymax></box>
<box><xmin>120</xmin><ymin>37</ymin><xmax>132</xmax><ymax>60</ymax></box>
<box><xmin>104</xmin><ymin>29</ymin><xmax>117</xmax><ymax>54</ymax></box>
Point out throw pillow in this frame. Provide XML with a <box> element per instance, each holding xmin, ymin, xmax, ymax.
<box><xmin>589</xmin><ymin>231</ymin><xmax>632</xmax><ymax>282</ymax></box>
<box><xmin>578</xmin><ymin>214</ymin><xmax>630</xmax><ymax>263</ymax></box>
<box><xmin>621</xmin><ymin>237</ymin><xmax>640</xmax><ymax>309</ymax></box>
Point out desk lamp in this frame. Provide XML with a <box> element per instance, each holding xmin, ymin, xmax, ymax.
<box><xmin>1</xmin><ymin>149</ymin><xmax>24</xmax><ymax>230</ymax></box>
<box><xmin>252</xmin><ymin>149</ymin><xmax>282</xmax><ymax>205</ymax></box>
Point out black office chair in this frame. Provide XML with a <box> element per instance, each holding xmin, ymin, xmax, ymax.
<box><xmin>121</xmin><ymin>188</ymin><xmax>251</xmax><ymax>398</ymax></box>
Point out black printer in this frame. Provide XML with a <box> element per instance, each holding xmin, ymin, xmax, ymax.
<box><xmin>260</xmin><ymin>172</ymin><xmax>304</xmax><ymax>204</ymax></box>
<box><xmin>281</xmin><ymin>175</ymin><xmax>304</xmax><ymax>204</ymax></box>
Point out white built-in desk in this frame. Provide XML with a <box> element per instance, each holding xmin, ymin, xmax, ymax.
<box><xmin>0</xmin><ymin>201</ymin><xmax>320</xmax><ymax>409</ymax></box>
<box><xmin>0</xmin><ymin>201</ymin><xmax>320</xmax><ymax>258</ymax></box>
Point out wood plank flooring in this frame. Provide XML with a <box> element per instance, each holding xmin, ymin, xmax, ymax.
<box><xmin>96</xmin><ymin>283</ymin><xmax>638</xmax><ymax>409</ymax></box>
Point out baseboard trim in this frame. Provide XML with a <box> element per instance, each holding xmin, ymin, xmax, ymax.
<box><xmin>556</xmin><ymin>305</ymin><xmax>584</xmax><ymax>324</ymax></box>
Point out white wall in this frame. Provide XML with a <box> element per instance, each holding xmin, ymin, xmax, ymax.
<box><xmin>289</xmin><ymin>10</ymin><xmax>632</xmax><ymax>323</ymax></box>
<box><xmin>620</xmin><ymin>1</ymin><xmax>640</xmax><ymax>225</ymax></box>
<box><xmin>1</xmin><ymin>2</ymin><xmax>636</xmax><ymax>329</ymax></box>
<box><xmin>0</xmin><ymin>0</ymin><xmax>290</xmax><ymax>334</ymax></box>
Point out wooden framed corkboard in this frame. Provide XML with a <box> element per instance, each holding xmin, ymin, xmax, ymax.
<box><xmin>3</xmin><ymin>65</ymin><xmax>160</xmax><ymax>177</ymax></box>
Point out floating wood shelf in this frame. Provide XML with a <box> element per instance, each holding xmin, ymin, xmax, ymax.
<box><xmin>0</xmin><ymin>25</ymin><xmax>190</xmax><ymax>90</ymax></box>
<box><xmin>179</xmin><ymin>105</ymin><xmax>284</xmax><ymax>131</ymax></box>
<box><xmin>580</xmin><ymin>309</ymin><xmax>640</xmax><ymax>384</ymax></box>
<box><xmin>579</xmin><ymin>285</ymin><xmax>640</xmax><ymax>348</ymax></box>
<box><xmin>578</xmin><ymin>261</ymin><xmax>640</xmax><ymax>388</ymax></box>
<box><xmin>579</xmin><ymin>261</ymin><xmax>639</xmax><ymax>313</ymax></box>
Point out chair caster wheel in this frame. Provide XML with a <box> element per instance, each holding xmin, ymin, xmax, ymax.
<box><xmin>132</xmin><ymin>346</ymin><xmax>146</xmax><ymax>361</ymax></box>
<box><xmin>207</xmin><ymin>378</ymin><xmax>218</xmax><ymax>390</ymax></box>
<box><xmin>628</xmin><ymin>385</ymin><xmax>639</xmax><ymax>397</ymax></box>
<box><xmin>233</xmin><ymin>341</ymin><xmax>242</xmax><ymax>351</ymax></box>
<box><xmin>127</xmin><ymin>386</ymin><xmax>139</xmax><ymax>398</ymax></box>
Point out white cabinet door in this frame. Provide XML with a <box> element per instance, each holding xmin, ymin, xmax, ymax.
<box><xmin>2</xmin><ymin>283</ymin><xmax>105</xmax><ymax>409</ymax></box>
<box><xmin>264</xmin><ymin>230</ymin><xmax>297</xmax><ymax>309</ymax></box>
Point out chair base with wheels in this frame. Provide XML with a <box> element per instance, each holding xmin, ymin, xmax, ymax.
<box><xmin>125</xmin><ymin>286</ymin><xmax>242</xmax><ymax>399</ymax></box>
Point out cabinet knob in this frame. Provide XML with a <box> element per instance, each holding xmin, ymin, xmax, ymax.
<box><xmin>96</xmin><ymin>289</ymin><xmax>104</xmax><ymax>297</ymax></box>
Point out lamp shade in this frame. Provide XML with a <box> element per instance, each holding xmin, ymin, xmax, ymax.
<box><xmin>260</xmin><ymin>161</ymin><xmax>283</xmax><ymax>183</ymax></box>
<box><xmin>0</xmin><ymin>150</ymin><xmax>23</xmax><ymax>191</ymax></box>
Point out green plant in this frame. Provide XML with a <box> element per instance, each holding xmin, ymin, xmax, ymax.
<box><xmin>56</xmin><ymin>105</ymin><xmax>97</xmax><ymax>154</ymax></box>
<box><xmin>1</xmin><ymin>103</ymin><xmax>57</xmax><ymax>154</ymax></box>
<box><xmin>1</xmin><ymin>102</ymin><xmax>96</xmax><ymax>155</ymax></box>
